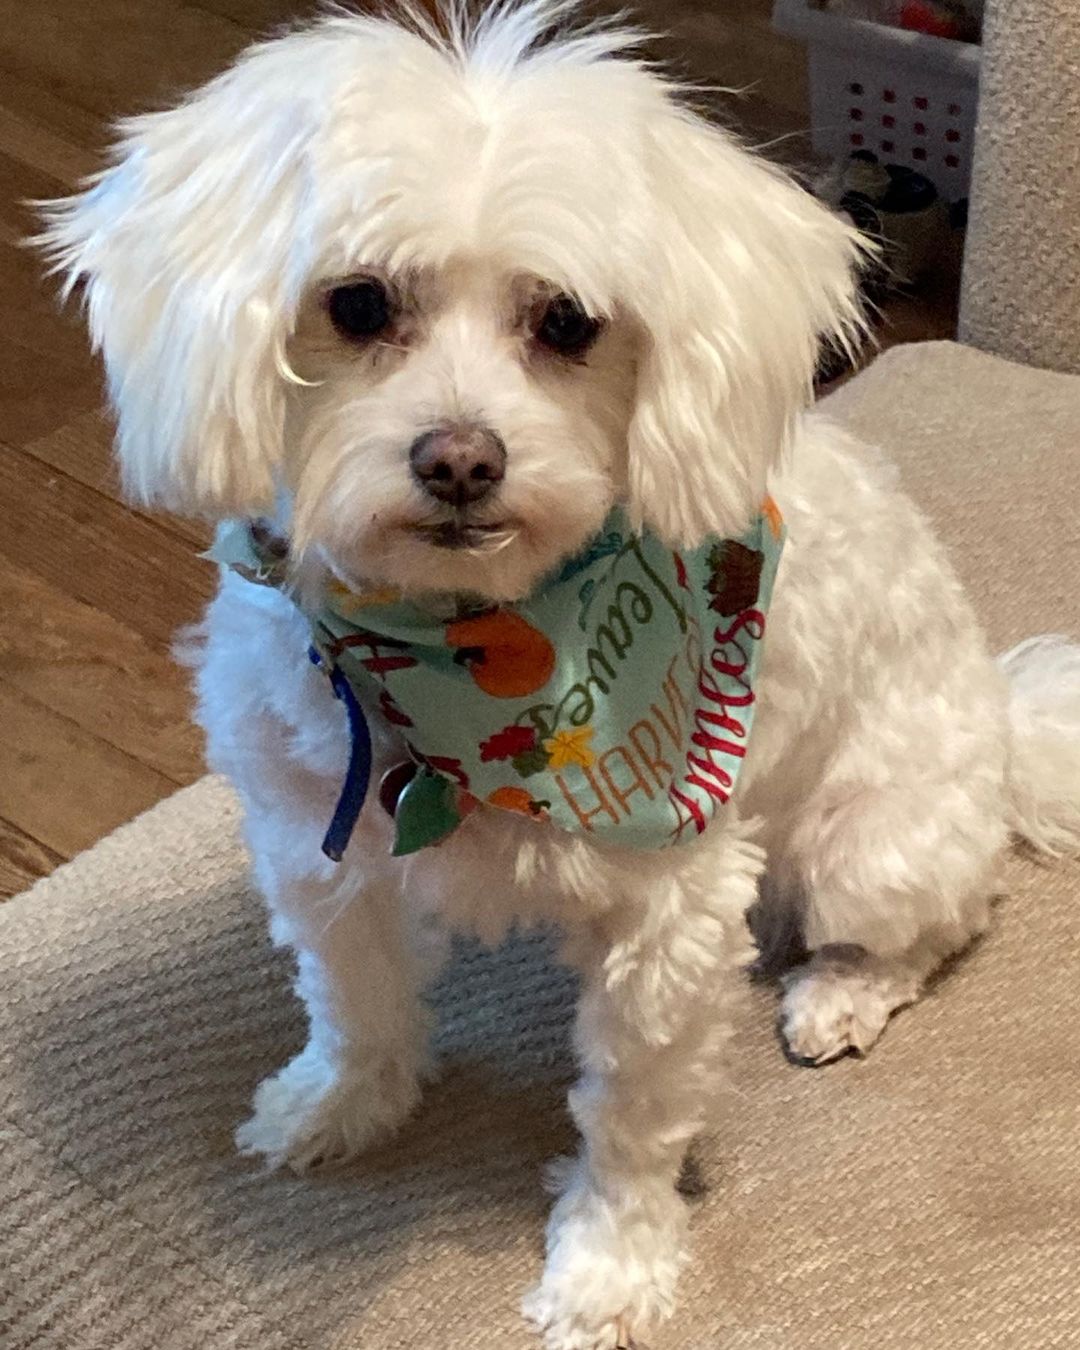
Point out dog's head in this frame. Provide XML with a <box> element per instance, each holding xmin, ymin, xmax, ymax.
<box><xmin>41</xmin><ymin>2</ymin><xmax>863</xmax><ymax>601</ymax></box>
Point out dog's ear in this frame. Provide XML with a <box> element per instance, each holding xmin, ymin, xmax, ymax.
<box><xmin>36</xmin><ymin>41</ymin><xmax>325</xmax><ymax>516</ymax></box>
<box><xmin>625</xmin><ymin>110</ymin><xmax>865</xmax><ymax>545</ymax></box>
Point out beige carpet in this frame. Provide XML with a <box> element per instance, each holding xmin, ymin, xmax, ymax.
<box><xmin>2</xmin><ymin>341</ymin><xmax>1079</xmax><ymax>1349</ymax></box>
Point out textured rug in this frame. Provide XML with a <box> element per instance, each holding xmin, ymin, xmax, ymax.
<box><xmin>3</xmin><ymin>341</ymin><xmax>1079</xmax><ymax>1349</ymax></box>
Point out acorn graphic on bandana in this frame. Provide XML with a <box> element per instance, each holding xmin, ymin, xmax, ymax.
<box><xmin>446</xmin><ymin>610</ymin><xmax>556</xmax><ymax>698</ymax></box>
<box><xmin>706</xmin><ymin>541</ymin><xmax>765</xmax><ymax>616</ymax></box>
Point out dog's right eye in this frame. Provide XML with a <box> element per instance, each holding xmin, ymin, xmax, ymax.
<box><xmin>534</xmin><ymin>293</ymin><xmax>602</xmax><ymax>358</ymax></box>
<box><xmin>327</xmin><ymin>280</ymin><xmax>393</xmax><ymax>340</ymax></box>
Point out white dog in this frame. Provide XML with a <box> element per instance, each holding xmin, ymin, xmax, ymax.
<box><xmin>41</xmin><ymin>3</ymin><xmax>1080</xmax><ymax>1346</ymax></box>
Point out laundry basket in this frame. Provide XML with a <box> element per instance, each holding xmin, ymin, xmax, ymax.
<box><xmin>773</xmin><ymin>1</ymin><xmax>981</xmax><ymax>200</ymax></box>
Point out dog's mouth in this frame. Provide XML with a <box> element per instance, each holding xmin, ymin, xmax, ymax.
<box><xmin>411</xmin><ymin>520</ymin><xmax>519</xmax><ymax>554</ymax></box>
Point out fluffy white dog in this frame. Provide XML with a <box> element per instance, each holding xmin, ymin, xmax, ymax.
<box><xmin>41</xmin><ymin>3</ymin><xmax>1080</xmax><ymax>1346</ymax></box>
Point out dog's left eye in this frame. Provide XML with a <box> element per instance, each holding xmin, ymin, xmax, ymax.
<box><xmin>535</xmin><ymin>294</ymin><xmax>602</xmax><ymax>357</ymax></box>
<box><xmin>327</xmin><ymin>279</ymin><xmax>393</xmax><ymax>340</ymax></box>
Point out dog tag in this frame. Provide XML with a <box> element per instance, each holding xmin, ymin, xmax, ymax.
<box><xmin>391</xmin><ymin>768</ymin><xmax>462</xmax><ymax>856</ymax></box>
<box><xmin>378</xmin><ymin>761</ymin><xmax>418</xmax><ymax>818</ymax></box>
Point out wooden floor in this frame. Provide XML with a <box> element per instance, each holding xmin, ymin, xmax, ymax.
<box><xmin>0</xmin><ymin>0</ymin><xmax>957</xmax><ymax>898</ymax></box>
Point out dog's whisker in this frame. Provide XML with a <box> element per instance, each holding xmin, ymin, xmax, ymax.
<box><xmin>460</xmin><ymin>528</ymin><xmax>519</xmax><ymax>557</ymax></box>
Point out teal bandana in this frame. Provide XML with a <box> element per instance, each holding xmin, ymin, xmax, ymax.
<box><xmin>211</xmin><ymin>500</ymin><xmax>785</xmax><ymax>858</ymax></box>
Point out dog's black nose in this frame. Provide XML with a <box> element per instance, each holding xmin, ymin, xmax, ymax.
<box><xmin>409</xmin><ymin>426</ymin><xmax>507</xmax><ymax>507</ymax></box>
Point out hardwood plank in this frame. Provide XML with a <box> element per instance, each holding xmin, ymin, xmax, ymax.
<box><xmin>187</xmin><ymin>0</ymin><xmax>300</xmax><ymax>32</ymax></box>
<box><xmin>20</xmin><ymin>407</ymin><xmax>121</xmax><ymax>497</ymax></box>
<box><xmin>0</xmin><ymin>678</ymin><xmax>176</xmax><ymax>861</ymax></box>
<box><xmin>0</xmin><ymin>327</ymin><xmax>98</xmax><ymax>447</ymax></box>
<box><xmin>0</xmin><ymin>559</ymin><xmax>205</xmax><ymax>785</ymax></box>
<box><xmin>0</xmin><ymin>816</ymin><xmax>65</xmax><ymax>901</ymax></box>
<box><xmin>0</xmin><ymin>102</ymin><xmax>98</xmax><ymax>186</ymax></box>
<box><xmin>0</xmin><ymin>443</ymin><xmax>214</xmax><ymax>652</ymax></box>
<box><xmin>0</xmin><ymin>216</ymin><xmax>101</xmax><ymax>445</ymax></box>
<box><xmin>22</xmin><ymin>408</ymin><xmax>213</xmax><ymax>551</ymax></box>
<box><xmin>0</xmin><ymin>150</ymin><xmax>102</xmax><ymax>446</ymax></box>
<box><xmin>0</xmin><ymin>62</ymin><xmax>107</xmax><ymax>164</ymax></box>
<box><xmin>0</xmin><ymin>1</ymin><xmax>272</xmax><ymax>123</ymax></box>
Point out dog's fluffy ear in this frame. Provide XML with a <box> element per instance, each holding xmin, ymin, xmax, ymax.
<box><xmin>36</xmin><ymin>39</ymin><xmax>329</xmax><ymax>516</ymax></box>
<box><xmin>626</xmin><ymin>110</ymin><xmax>865</xmax><ymax>545</ymax></box>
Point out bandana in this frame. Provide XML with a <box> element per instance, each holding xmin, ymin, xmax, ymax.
<box><xmin>211</xmin><ymin>501</ymin><xmax>784</xmax><ymax>859</ymax></box>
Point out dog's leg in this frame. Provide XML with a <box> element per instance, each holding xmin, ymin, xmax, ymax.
<box><xmin>523</xmin><ymin>825</ymin><xmax>763</xmax><ymax>1350</ymax></box>
<box><xmin>235</xmin><ymin>834</ymin><xmax>438</xmax><ymax>1169</ymax></box>
<box><xmin>229</xmin><ymin>738</ymin><xmax>437</xmax><ymax>1170</ymax></box>
<box><xmin>195</xmin><ymin>594</ymin><xmax>439</xmax><ymax>1171</ymax></box>
<box><xmin>774</xmin><ymin>776</ymin><xmax>1006</xmax><ymax>1065</ymax></box>
<box><xmin>235</xmin><ymin>854</ymin><xmax>437</xmax><ymax>1172</ymax></box>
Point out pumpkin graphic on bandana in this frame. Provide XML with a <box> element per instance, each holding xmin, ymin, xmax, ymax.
<box><xmin>446</xmin><ymin>610</ymin><xmax>556</xmax><ymax>697</ymax></box>
<box><xmin>487</xmin><ymin>786</ymin><xmax>551</xmax><ymax>820</ymax></box>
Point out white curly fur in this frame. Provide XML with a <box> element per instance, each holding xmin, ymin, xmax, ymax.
<box><xmin>39</xmin><ymin>5</ymin><xmax>1080</xmax><ymax>1347</ymax></box>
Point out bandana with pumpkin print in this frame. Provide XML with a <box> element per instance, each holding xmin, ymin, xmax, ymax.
<box><xmin>211</xmin><ymin>502</ymin><xmax>785</xmax><ymax>857</ymax></box>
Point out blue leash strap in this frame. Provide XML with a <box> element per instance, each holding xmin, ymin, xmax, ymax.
<box><xmin>310</xmin><ymin>647</ymin><xmax>373</xmax><ymax>862</ymax></box>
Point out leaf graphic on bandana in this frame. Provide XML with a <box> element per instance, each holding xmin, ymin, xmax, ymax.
<box><xmin>512</xmin><ymin>748</ymin><xmax>551</xmax><ymax>778</ymax></box>
<box><xmin>673</xmin><ymin>551</ymin><xmax>690</xmax><ymax>592</ymax></box>
<box><xmin>576</xmin><ymin>579</ymin><xmax>597</xmax><ymax>632</ymax></box>
<box><xmin>543</xmin><ymin>726</ymin><xmax>596</xmax><ymax>771</ymax></box>
<box><xmin>480</xmin><ymin>724</ymin><xmax>538</xmax><ymax>763</ymax></box>
<box><xmin>557</xmin><ymin>530</ymin><xmax>624</xmax><ymax>583</ymax></box>
<box><xmin>761</xmin><ymin>494</ymin><xmax>784</xmax><ymax>541</ymax></box>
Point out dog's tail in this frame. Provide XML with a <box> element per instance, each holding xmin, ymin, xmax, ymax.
<box><xmin>1001</xmin><ymin>636</ymin><xmax>1080</xmax><ymax>856</ymax></box>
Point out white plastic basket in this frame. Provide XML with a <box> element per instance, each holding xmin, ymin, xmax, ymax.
<box><xmin>772</xmin><ymin>0</ymin><xmax>981</xmax><ymax>201</ymax></box>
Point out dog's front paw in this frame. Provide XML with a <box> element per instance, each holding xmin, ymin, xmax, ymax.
<box><xmin>235</xmin><ymin>1044</ymin><xmax>420</xmax><ymax>1172</ymax></box>
<box><xmin>522</xmin><ymin>1168</ymin><xmax>687</xmax><ymax>1350</ymax></box>
<box><xmin>779</xmin><ymin>953</ymin><xmax>906</xmax><ymax>1065</ymax></box>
